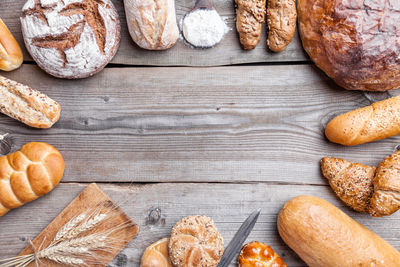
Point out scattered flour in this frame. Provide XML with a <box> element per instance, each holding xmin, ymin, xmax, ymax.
<box><xmin>182</xmin><ymin>9</ymin><xmax>228</xmax><ymax>48</ymax></box>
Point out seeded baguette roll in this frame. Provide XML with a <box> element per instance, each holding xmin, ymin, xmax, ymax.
<box><xmin>278</xmin><ymin>196</ymin><xmax>400</xmax><ymax>266</ymax></box>
<box><xmin>0</xmin><ymin>18</ymin><xmax>23</xmax><ymax>71</ymax></box>
<box><xmin>325</xmin><ymin>95</ymin><xmax>400</xmax><ymax>146</ymax></box>
<box><xmin>0</xmin><ymin>142</ymin><xmax>65</xmax><ymax>217</ymax></box>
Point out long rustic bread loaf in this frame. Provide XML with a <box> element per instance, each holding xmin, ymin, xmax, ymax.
<box><xmin>321</xmin><ymin>157</ymin><xmax>375</xmax><ymax>213</ymax></box>
<box><xmin>0</xmin><ymin>18</ymin><xmax>23</xmax><ymax>71</ymax></box>
<box><xmin>124</xmin><ymin>0</ymin><xmax>179</xmax><ymax>50</ymax></box>
<box><xmin>325</xmin><ymin>95</ymin><xmax>400</xmax><ymax>146</ymax></box>
<box><xmin>278</xmin><ymin>195</ymin><xmax>400</xmax><ymax>266</ymax></box>
<box><xmin>369</xmin><ymin>151</ymin><xmax>400</xmax><ymax>217</ymax></box>
<box><xmin>0</xmin><ymin>75</ymin><xmax>61</xmax><ymax>128</ymax></box>
<box><xmin>235</xmin><ymin>0</ymin><xmax>266</xmax><ymax>50</ymax></box>
<box><xmin>21</xmin><ymin>0</ymin><xmax>120</xmax><ymax>79</ymax></box>
<box><xmin>267</xmin><ymin>0</ymin><xmax>296</xmax><ymax>52</ymax></box>
<box><xmin>0</xmin><ymin>142</ymin><xmax>65</xmax><ymax>217</ymax></box>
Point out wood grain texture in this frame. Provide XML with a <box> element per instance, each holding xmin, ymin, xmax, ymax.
<box><xmin>0</xmin><ymin>0</ymin><xmax>307</xmax><ymax>67</ymax></box>
<box><xmin>1</xmin><ymin>183</ymin><xmax>399</xmax><ymax>266</ymax></box>
<box><xmin>1</xmin><ymin>65</ymin><xmax>400</xmax><ymax>184</ymax></box>
<box><xmin>19</xmin><ymin>184</ymin><xmax>139</xmax><ymax>266</ymax></box>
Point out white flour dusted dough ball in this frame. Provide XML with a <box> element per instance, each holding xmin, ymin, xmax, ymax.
<box><xmin>20</xmin><ymin>0</ymin><xmax>120</xmax><ymax>79</ymax></box>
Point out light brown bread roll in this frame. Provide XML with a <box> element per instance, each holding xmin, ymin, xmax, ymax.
<box><xmin>141</xmin><ymin>238</ymin><xmax>173</xmax><ymax>267</ymax></box>
<box><xmin>278</xmin><ymin>195</ymin><xmax>400</xmax><ymax>267</ymax></box>
<box><xmin>0</xmin><ymin>75</ymin><xmax>61</xmax><ymax>128</ymax></box>
<box><xmin>238</xmin><ymin>241</ymin><xmax>287</xmax><ymax>267</ymax></box>
<box><xmin>124</xmin><ymin>0</ymin><xmax>179</xmax><ymax>50</ymax></box>
<box><xmin>325</xmin><ymin>95</ymin><xmax>400</xmax><ymax>146</ymax></box>
<box><xmin>235</xmin><ymin>0</ymin><xmax>266</xmax><ymax>50</ymax></box>
<box><xmin>369</xmin><ymin>151</ymin><xmax>400</xmax><ymax>217</ymax></box>
<box><xmin>0</xmin><ymin>142</ymin><xmax>65</xmax><ymax>217</ymax></box>
<box><xmin>321</xmin><ymin>157</ymin><xmax>375</xmax><ymax>213</ymax></box>
<box><xmin>0</xmin><ymin>18</ymin><xmax>23</xmax><ymax>71</ymax></box>
<box><xmin>267</xmin><ymin>0</ymin><xmax>296</xmax><ymax>52</ymax></box>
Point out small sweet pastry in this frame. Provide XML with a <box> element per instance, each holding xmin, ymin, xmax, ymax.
<box><xmin>21</xmin><ymin>0</ymin><xmax>120</xmax><ymax>79</ymax></box>
<box><xmin>0</xmin><ymin>142</ymin><xmax>65</xmax><ymax>216</ymax></box>
<box><xmin>168</xmin><ymin>215</ymin><xmax>224</xmax><ymax>267</ymax></box>
<box><xmin>321</xmin><ymin>157</ymin><xmax>375</xmax><ymax>213</ymax></box>
<box><xmin>141</xmin><ymin>238</ymin><xmax>173</xmax><ymax>267</ymax></box>
<box><xmin>0</xmin><ymin>18</ymin><xmax>23</xmax><ymax>71</ymax></box>
<box><xmin>369</xmin><ymin>151</ymin><xmax>400</xmax><ymax>217</ymax></box>
<box><xmin>238</xmin><ymin>241</ymin><xmax>287</xmax><ymax>267</ymax></box>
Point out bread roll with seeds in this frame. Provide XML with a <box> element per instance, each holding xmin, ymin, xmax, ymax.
<box><xmin>321</xmin><ymin>157</ymin><xmax>375</xmax><ymax>213</ymax></box>
<box><xmin>0</xmin><ymin>142</ymin><xmax>65</xmax><ymax>217</ymax></box>
<box><xmin>325</xmin><ymin>95</ymin><xmax>400</xmax><ymax>146</ymax></box>
<box><xmin>21</xmin><ymin>0</ymin><xmax>120</xmax><ymax>79</ymax></box>
<box><xmin>369</xmin><ymin>151</ymin><xmax>400</xmax><ymax>217</ymax></box>
<box><xmin>0</xmin><ymin>75</ymin><xmax>61</xmax><ymax>128</ymax></box>
<box><xmin>168</xmin><ymin>215</ymin><xmax>224</xmax><ymax>267</ymax></box>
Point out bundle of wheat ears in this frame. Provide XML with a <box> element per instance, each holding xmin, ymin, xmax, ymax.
<box><xmin>0</xmin><ymin>202</ymin><xmax>134</xmax><ymax>267</ymax></box>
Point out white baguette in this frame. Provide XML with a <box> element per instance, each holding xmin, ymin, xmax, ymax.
<box><xmin>0</xmin><ymin>75</ymin><xmax>61</xmax><ymax>128</ymax></box>
<box><xmin>278</xmin><ymin>196</ymin><xmax>400</xmax><ymax>266</ymax></box>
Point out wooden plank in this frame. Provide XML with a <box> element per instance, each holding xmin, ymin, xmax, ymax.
<box><xmin>19</xmin><ymin>183</ymin><xmax>139</xmax><ymax>267</ymax></box>
<box><xmin>1</xmin><ymin>64</ymin><xmax>400</xmax><ymax>184</ymax></box>
<box><xmin>0</xmin><ymin>0</ymin><xmax>307</xmax><ymax>66</ymax></box>
<box><xmin>0</xmin><ymin>183</ymin><xmax>399</xmax><ymax>266</ymax></box>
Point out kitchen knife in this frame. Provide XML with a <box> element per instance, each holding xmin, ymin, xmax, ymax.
<box><xmin>217</xmin><ymin>209</ymin><xmax>261</xmax><ymax>267</ymax></box>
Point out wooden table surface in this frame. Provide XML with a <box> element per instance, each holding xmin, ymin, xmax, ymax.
<box><xmin>1</xmin><ymin>0</ymin><xmax>400</xmax><ymax>266</ymax></box>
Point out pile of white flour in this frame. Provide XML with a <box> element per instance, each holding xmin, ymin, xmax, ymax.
<box><xmin>182</xmin><ymin>9</ymin><xmax>228</xmax><ymax>48</ymax></box>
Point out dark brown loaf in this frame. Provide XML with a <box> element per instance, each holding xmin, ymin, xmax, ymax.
<box><xmin>21</xmin><ymin>0</ymin><xmax>120</xmax><ymax>79</ymax></box>
<box><xmin>298</xmin><ymin>0</ymin><xmax>400</xmax><ymax>91</ymax></box>
<box><xmin>278</xmin><ymin>195</ymin><xmax>400</xmax><ymax>266</ymax></box>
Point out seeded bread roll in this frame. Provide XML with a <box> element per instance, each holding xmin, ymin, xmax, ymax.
<box><xmin>0</xmin><ymin>75</ymin><xmax>61</xmax><ymax>128</ymax></box>
<box><xmin>321</xmin><ymin>157</ymin><xmax>376</xmax><ymax>213</ymax></box>
<box><xmin>325</xmin><ymin>95</ymin><xmax>400</xmax><ymax>146</ymax></box>
<box><xmin>235</xmin><ymin>0</ymin><xmax>266</xmax><ymax>50</ymax></box>
<box><xmin>124</xmin><ymin>0</ymin><xmax>179</xmax><ymax>50</ymax></box>
<box><xmin>369</xmin><ymin>151</ymin><xmax>400</xmax><ymax>217</ymax></box>
<box><xmin>21</xmin><ymin>0</ymin><xmax>120</xmax><ymax>79</ymax></box>
<box><xmin>0</xmin><ymin>18</ymin><xmax>23</xmax><ymax>71</ymax></box>
<box><xmin>278</xmin><ymin>196</ymin><xmax>400</xmax><ymax>266</ymax></box>
<box><xmin>0</xmin><ymin>142</ymin><xmax>65</xmax><ymax>217</ymax></box>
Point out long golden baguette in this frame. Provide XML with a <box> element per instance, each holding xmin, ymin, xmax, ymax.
<box><xmin>0</xmin><ymin>75</ymin><xmax>61</xmax><ymax>128</ymax></box>
<box><xmin>0</xmin><ymin>18</ymin><xmax>23</xmax><ymax>71</ymax></box>
<box><xmin>0</xmin><ymin>142</ymin><xmax>65</xmax><ymax>217</ymax></box>
<box><xmin>278</xmin><ymin>196</ymin><xmax>400</xmax><ymax>266</ymax></box>
<box><xmin>325</xmin><ymin>95</ymin><xmax>400</xmax><ymax>146</ymax></box>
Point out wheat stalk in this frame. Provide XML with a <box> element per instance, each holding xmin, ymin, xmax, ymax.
<box><xmin>53</xmin><ymin>213</ymin><xmax>86</xmax><ymax>244</ymax></box>
<box><xmin>63</xmin><ymin>213</ymin><xmax>107</xmax><ymax>240</ymax></box>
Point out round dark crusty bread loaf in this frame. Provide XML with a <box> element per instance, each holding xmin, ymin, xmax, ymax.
<box><xmin>21</xmin><ymin>0</ymin><xmax>120</xmax><ymax>79</ymax></box>
<box><xmin>298</xmin><ymin>0</ymin><xmax>400</xmax><ymax>91</ymax></box>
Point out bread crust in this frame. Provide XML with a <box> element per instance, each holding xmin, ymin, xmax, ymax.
<box><xmin>141</xmin><ymin>238</ymin><xmax>173</xmax><ymax>267</ymax></box>
<box><xmin>0</xmin><ymin>75</ymin><xmax>61</xmax><ymax>128</ymax></box>
<box><xmin>267</xmin><ymin>0</ymin><xmax>296</xmax><ymax>52</ymax></box>
<box><xmin>168</xmin><ymin>215</ymin><xmax>224</xmax><ymax>267</ymax></box>
<box><xmin>235</xmin><ymin>0</ymin><xmax>266</xmax><ymax>50</ymax></box>
<box><xmin>0</xmin><ymin>18</ymin><xmax>23</xmax><ymax>71</ymax></box>
<box><xmin>277</xmin><ymin>195</ymin><xmax>400</xmax><ymax>267</ymax></box>
<box><xmin>238</xmin><ymin>241</ymin><xmax>287</xmax><ymax>267</ymax></box>
<box><xmin>124</xmin><ymin>0</ymin><xmax>179</xmax><ymax>50</ymax></box>
<box><xmin>321</xmin><ymin>157</ymin><xmax>375</xmax><ymax>213</ymax></box>
<box><xmin>298</xmin><ymin>0</ymin><xmax>400</xmax><ymax>91</ymax></box>
<box><xmin>325</xmin><ymin>95</ymin><xmax>400</xmax><ymax>146</ymax></box>
<box><xmin>369</xmin><ymin>151</ymin><xmax>400</xmax><ymax>217</ymax></box>
<box><xmin>0</xmin><ymin>142</ymin><xmax>65</xmax><ymax>217</ymax></box>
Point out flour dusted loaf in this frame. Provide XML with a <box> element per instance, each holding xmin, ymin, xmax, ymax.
<box><xmin>278</xmin><ymin>196</ymin><xmax>400</xmax><ymax>266</ymax></box>
<box><xmin>0</xmin><ymin>75</ymin><xmax>61</xmax><ymax>128</ymax></box>
<box><xmin>298</xmin><ymin>0</ymin><xmax>400</xmax><ymax>91</ymax></box>
<box><xmin>0</xmin><ymin>18</ymin><xmax>23</xmax><ymax>71</ymax></box>
<box><xmin>169</xmin><ymin>215</ymin><xmax>224</xmax><ymax>267</ymax></box>
<box><xmin>124</xmin><ymin>0</ymin><xmax>179</xmax><ymax>50</ymax></box>
<box><xmin>0</xmin><ymin>142</ymin><xmax>65</xmax><ymax>217</ymax></box>
<box><xmin>21</xmin><ymin>0</ymin><xmax>120</xmax><ymax>79</ymax></box>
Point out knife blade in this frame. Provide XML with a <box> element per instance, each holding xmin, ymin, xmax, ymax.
<box><xmin>217</xmin><ymin>209</ymin><xmax>261</xmax><ymax>267</ymax></box>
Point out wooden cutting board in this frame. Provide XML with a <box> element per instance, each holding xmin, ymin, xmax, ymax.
<box><xmin>19</xmin><ymin>183</ymin><xmax>139</xmax><ymax>266</ymax></box>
